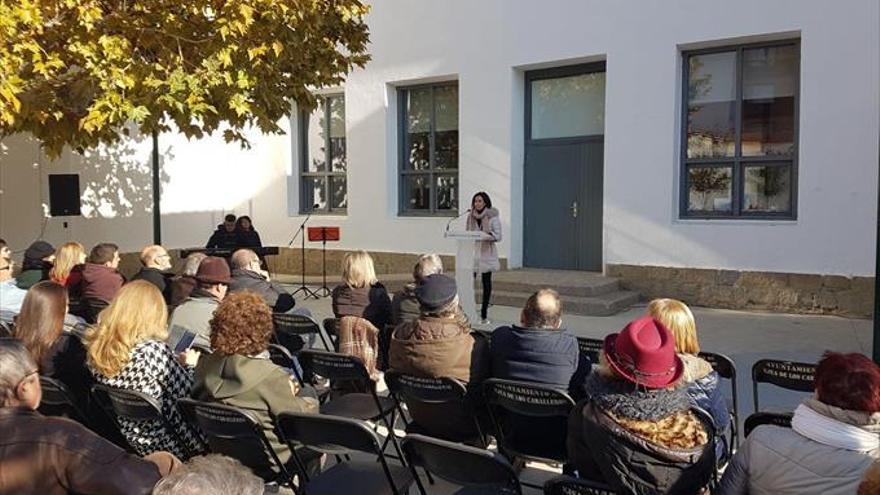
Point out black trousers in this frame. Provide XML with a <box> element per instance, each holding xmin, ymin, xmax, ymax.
<box><xmin>480</xmin><ymin>272</ymin><xmax>492</xmax><ymax>319</ymax></box>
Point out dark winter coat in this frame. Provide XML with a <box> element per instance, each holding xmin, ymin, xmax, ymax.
<box><xmin>235</xmin><ymin>229</ymin><xmax>263</xmax><ymax>249</ymax></box>
<box><xmin>130</xmin><ymin>267</ymin><xmax>173</xmax><ymax>303</ymax></box>
<box><xmin>332</xmin><ymin>283</ymin><xmax>392</xmax><ymax>331</ymax></box>
<box><xmin>490</xmin><ymin>325</ymin><xmax>589</xmax><ymax>398</ymax></box>
<box><xmin>168</xmin><ymin>275</ymin><xmax>197</xmax><ymax>307</ymax></box>
<box><xmin>229</xmin><ymin>269</ymin><xmax>295</xmax><ymax>313</ymax></box>
<box><xmin>40</xmin><ymin>332</ymin><xmax>94</xmax><ymax>415</ymax></box>
<box><xmin>15</xmin><ymin>267</ymin><xmax>48</xmax><ymax>290</ymax></box>
<box><xmin>568</xmin><ymin>374</ymin><xmax>715</xmax><ymax>495</ymax></box>
<box><xmin>390</xmin><ymin>284</ymin><xmax>421</xmax><ymax>325</ymax></box>
<box><xmin>205</xmin><ymin>225</ymin><xmax>238</xmax><ymax>249</ymax></box>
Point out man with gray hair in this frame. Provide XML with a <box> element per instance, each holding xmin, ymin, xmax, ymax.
<box><xmin>228</xmin><ymin>248</ymin><xmax>296</xmax><ymax>313</ymax></box>
<box><xmin>489</xmin><ymin>289</ymin><xmax>589</xmax><ymax>396</ymax></box>
<box><xmin>0</xmin><ymin>339</ymin><xmax>175</xmax><ymax>494</ymax></box>
<box><xmin>152</xmin><ymin>455</ymin><xmax>263</xmax><ymax>495</ymax></box>
<box><xmin>390</xmin><ymin>253</ymin><xmax>445</xmax><ymax>325</ymax></box>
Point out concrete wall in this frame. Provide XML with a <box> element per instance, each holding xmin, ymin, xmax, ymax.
<box><xmin>1</xmin><ymin>0</ymin><xmax>878</xmax><ymax>279</ymax></box>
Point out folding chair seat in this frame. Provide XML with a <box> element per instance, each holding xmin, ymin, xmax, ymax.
<box><xmin>698</xmin><ymin>350</ymin><xmax>739</xmax><ymax>453</ymax></box>
<box><xmin>386</xmin><ymin>371</ymin><xmax>487</xmax><ymax>446</ymax></box>
<box><xmin>298</xmin><ymin>349</ymin><xmax>405</xmax><ymax>461</ymax></box>
<box><xmin>273</xmin><ymin>313</ymin><xmax>331</xmax><ymax>352</ymax></box>
<box><xmin>177</xmin><ymin>398</ymin><xmax>318</xmax><ymax>492</ymax></box>
<box><xmin>744</xmin><ymin>411</ymin><xmax>793</xmax><ymax>438</ymax></box>
<box><xmin>751</xmin><ymin>359</ymin><xmax>816</xmax><ymax>412</ymax></box>
<box><xmin>278</xmin><ymin>412</ymin><xmax>415</xmax><ymax>495</ymax></box>
<box><xmin>91</xmin><ymin>383</ymin><xmax>197</xmax><ymax>458</ymax></box>
<box><xmin>402</xmin><ymin>433</ymin><xmax>521</xmax><ymax>495</ymax></box>
<box><xmin>483</xmin><ymin>379</ymin><xmax>575</xmax><ymax>465</ymax></box>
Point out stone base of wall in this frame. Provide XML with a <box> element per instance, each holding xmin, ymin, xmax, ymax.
<box><xmin>606</xmin><ymin>264</ymin><xmax>874</xmax><ymax>319</ymax></box>
<box><xmin>118</xmin><ymin>248</ymin><xmax>505</xmax><ymax>280</ymax></box>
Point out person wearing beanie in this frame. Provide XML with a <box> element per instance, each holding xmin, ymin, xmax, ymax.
<box><xmin>16</xmin><ymin>240</ymin><xmax>55</xmax><ymax>290</ymax></box>
<box><xmin>388</xmin><ymin>274</ymin><xmax>490</xmax><ymax>442</ymax></box>
<box><xmin>567</xmin><ymin>316</ymin><xmax>714</xmax><ymax>494</ymax></box>
<box><xmin>168</xmin><ymin>257</ymin><xmax>231</xmax><ymax>350</ymax></box>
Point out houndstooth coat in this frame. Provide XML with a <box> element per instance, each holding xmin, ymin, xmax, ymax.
<box><xmin>91</xmin><ymin>340</ymin><xmax>206</xmax><ymax>458</ymax></box>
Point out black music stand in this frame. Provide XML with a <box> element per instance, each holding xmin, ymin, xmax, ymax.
<box><xmin>307</xmin><ymin>226</ymin><xmax>339</xmax><ymax>298</ymax></box>
<box><xmin>289</xmin><ymin>212</ymin><xmax>319</xmax><ymax>299</ymax></box>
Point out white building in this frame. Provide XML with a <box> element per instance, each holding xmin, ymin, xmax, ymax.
<box><xmin>1</xmin><ymin>0</ymin><xmax>878</xmax><ymax>315</ymax></box>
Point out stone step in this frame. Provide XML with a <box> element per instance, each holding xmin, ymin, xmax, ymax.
<box><xmin>488</xmin><ymin>271</ymin><xmax>621</xmax><ymax>297</ymax></box>
<box><xmin>476</xmin><ymin>288</ymin><xmax>640</xmax><ymax>317</ymax></box>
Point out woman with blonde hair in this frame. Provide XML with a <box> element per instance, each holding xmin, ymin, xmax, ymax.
<box><xmin>648</xmin><ymin>298</ymin><xmax>730</xmax><ymax>445</ymax></box>
<box><xmin>49</xmin><ymin>242</ymin><xmax>86</xmax><ymax>288</ymax></box>
<box><xmin>86</xmin><ymin>280</ymin><xmax>205</xmax><ymax>458</ymax></box>
<box><xmin>331</xmin><ymin>251</ymin><xmax>392</xmax><ymax>375</ymax></box>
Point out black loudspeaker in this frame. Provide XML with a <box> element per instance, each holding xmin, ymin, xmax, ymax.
<box><xmin>48</xmin><ymin>174</ymin><xmax>82</xmax><ymax>216</ymax></box>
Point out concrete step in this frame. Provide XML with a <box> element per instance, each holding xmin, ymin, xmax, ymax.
<box><xmin>477</xmin><ymin>288</ymin><xmax>640</xmax><ymax>317</ymax></box>
<box><xmin>487</xmin><ymin>269</ymin><xmax>621</xmax><ymax>297</ymax></box>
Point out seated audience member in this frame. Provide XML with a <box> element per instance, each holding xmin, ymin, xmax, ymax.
<box><xmin>192</xmin><ymin>292</ymin><xmax>319</xmax><ymax>478</ymax></box>
<box><xmin>332</xmin><ymin>250</ymin><xmax>392</xmax><ymax>329</ymax></box>
<box><xmin>81</xmin><ymin>242</ymin><xmax>125</xmax><ymax>303</ymax></box>
<box><xmin>491</xmin><ymin>289</ymin><xmax>588</xmax><ymax>396</ymax></box>
<box><xmin>648</xmin><ymin>298</ymin><xmax>730</xmax><ymax>441</ymax></box>
<box><xmin>568</xmin><ymin>317</ymin><xmax>712</xmax><ymax>494</ymax></box>
<box><xmin>0</xmin><ymin>339</ymin><xmax>176</xmax><ymax>495</ymax></box>
<box><xmin>391</xmin><ymin>253</ymin><xmax>454</xmax><ymax>325</ymax></box>
<box><xmin>206</xmin><ymin>214</ymin><xmax>238</xmax><ymax>250</ymax></box>
<box><xmin>152</xmin><ymin>455</ymin><xmax>263</xmax><ymax>495</ymax></box>
<box><xmin>169</xmin><ymin>252</ymin><xmax>207</xmax><ymax>307</ymax></box>
<box><xmin>719</xmin><ymin>352</ymin><xmax>880</xmax><ymax>495</ymax></box>
<box><xmin>16</xmin><ymin>240</ymin><xmax>55</xmax><ymax>289</ymax></box>
<box><xmin>389</xmin><ymin>274</ymin><xmax>490</xmax><ymax>440</ymax></box>
<box><xmin>49</xmin><ymin>241</ymin><xmax>86</xmax><ymax>289</ymax></box>
<box><xmin>12</xmin><ymin>281</ymin><xmax>93</xmax><ymax>413</ymax></box>
<box><xmin>169</xmin><ymin>257</ymin><xmax>230</xmax><ymax>349</ymax></box>
<box><xmin>132</xmin><ymin>245</ymin><xmax>174</xmax><ymax>302</ymax></box>
<box><xmin>229</xmin><ymin>249</ymin><xmax>295</xmax><ymax>313</ymax></box>
<box><xmin>0</xmin><ymin>239</ymin><xmax>27</xmax><ymax>319</ymax></box>
<box><xmin>86</xmin><ymin>281</ymin><xmax>205</xmax><ymax>458</ymax></box>
<box><xmin>234</xmin><ymin>215</ymin><xmax>262</xmax><ymax>249</ymax></box>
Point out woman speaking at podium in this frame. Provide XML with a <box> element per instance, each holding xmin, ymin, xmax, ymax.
<box><xmin>466</xmin><ymin>191</ymin><xmax>502</xmax><ymax>324</ymax></box>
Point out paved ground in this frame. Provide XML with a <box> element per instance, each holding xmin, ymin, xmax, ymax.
<box><xmin>284</xmin><ymin>283</ymin><xmax>874</xmax><ymax>494</ymax></box>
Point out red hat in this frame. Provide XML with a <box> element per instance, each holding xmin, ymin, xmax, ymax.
<box><xmin>195</xmin><ymin>256</ymin><xmax>232</xmax><ymax>285</ymax></box>
<box><xmin>603</xmin><ymin>316</ymin><xmax>683</xmax><ymax>389</ymax></box>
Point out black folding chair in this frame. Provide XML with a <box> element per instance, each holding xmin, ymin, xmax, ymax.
<box><xmin>177</xmin><ymin>398</ymin><xmax>307</xmax><ymax>493</ymax></box>
<box><xmin>268</xmin><ymin>343</ymin><xmax>305</xmax><ymax>386</ymax></box>
<box><xmin>322</xmin><ymin>318</ymin><xmax>340</xmax><ymax>350</ymax></box>
<box><xmin>543</xmin><ymin>475</ymin><xmax>616</xmax><ymax>495</ymax></box>
<box><xmin>744</xmin><ymin>411</ymin><xmax>793</xmax><ymax>438</ymax></box>
<box><xmin>751</xmin><ymin>359</ymin><xmax>816</xmax><ymax>413</ymax></box>
<box><xmin>385</xmin><ymin>371</ymin><xmax>487</xmax><ymax>446</ymax></box>
<box><xmin>483</xmin><ymin>378</ymin><xmax>576</xmax><ymax>487</ymax></box>
<box><xmin>576</xmin><ymin>337</ymin><xmax>603</xmax><ymax>365</ymax></box>
<box><xmin>91</xmin><ymin>384</ymin><xmax>196</xmax><ymax>458</ymax></box>
<box><xmin>403</xmin><ymin>433</ymin><xmax>522</xmax><ymax>495</ymax></box>
<box><xmin>273</xmin><ymin>313</ymin><xmax>331</xmax><ymax>352</ymax></box>
<box><xmin>38</xmin><ymin>376</ymin><xmax>88</xmax><ymax>423</ymax></box>
<box><xmin>0</xmin><ymin>319</ymin><xmax>12</xmax><ymax>337</ymax></box>
<box><xmin>698</xmin><ymin>350</ymin><xmax>739</xmax><ymax>452</ymax></box>
<box><xmin>298</xmin><ymin>349</ymin><xmax>406</xmax><ymax>462</ymax></box>
<box><xmin>277</xmin><ymin>412</ymin><xmax>415</xmax><ymax>495</ymax></box>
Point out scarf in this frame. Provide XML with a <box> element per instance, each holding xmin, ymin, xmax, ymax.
<box><xmin>584</xmin><ymin>373</ymin><xmax>692</xmax><ymax>422</ymax></box>
<box><xmin>792</xmin><ymin>403</ymin><xmax>880</xmax><ymax>452</ymax></box>
<box><xmin>466</xmin><ymin>207</ymin><xmax>497</xmax><ymax>234</ymax></box>
<box><xmin>337</xmin><ymin>316</ymin><xmax>380</xmax><ymax>379</ymax></box>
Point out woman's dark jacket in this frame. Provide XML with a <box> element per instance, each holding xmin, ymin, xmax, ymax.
<box><xmin>235</xmin><ymin>229</ymin><xmax>263</xmax><ymax>248</ymax></box>
<box><xmin>332</xmin><ymin>283</ymin><xmax>392</xmax><ymax>330</ymax></box>
<box><xmin>41</xmin><ymin>332</ymin><xmax>95</xmax><ymax>414</ymax></box>
<box><xmin>490</xmin><ymin>325</ymin><xmax>589</xmax><ymax>398</ymax></box>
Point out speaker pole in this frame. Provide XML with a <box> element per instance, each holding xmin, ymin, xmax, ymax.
<box><xmin>152</xmin><ymin>130</ymin><xmax>162</xmax><ymax>245</ymax></box>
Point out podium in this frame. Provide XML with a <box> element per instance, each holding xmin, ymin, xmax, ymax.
<box><xmin>445</xmin><ymin>230</ymin><xmax>492</xmax><ymax>322</ymax></box>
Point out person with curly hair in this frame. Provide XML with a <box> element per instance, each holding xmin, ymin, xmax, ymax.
<box><xmin>191</xmin><ymin>291</ymin><xmax>320</xmax><ymax>481</ymax></box>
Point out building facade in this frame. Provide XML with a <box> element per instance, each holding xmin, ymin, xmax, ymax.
<box><xmin>1</xmin><ymin>0</ymin><xmax>878</xmax><ymax>315</ymax></box>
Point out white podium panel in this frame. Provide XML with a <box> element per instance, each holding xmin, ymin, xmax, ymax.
<box><xmin>445</xmin><ymin>230</ymin><xmax>490</xmax><ymax>322</ymax></box>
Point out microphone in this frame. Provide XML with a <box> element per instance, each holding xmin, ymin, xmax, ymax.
<box><xmin>446</xmin><ymin>208</ymin><xmax>471</xmax><ymax>232</ymax></box>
